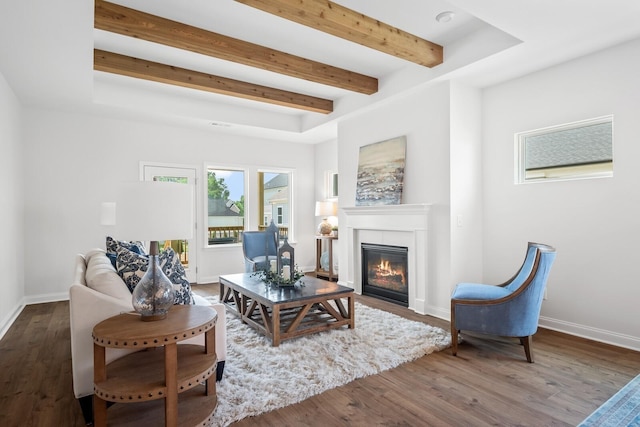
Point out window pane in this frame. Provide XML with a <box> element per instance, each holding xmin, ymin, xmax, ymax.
<box><xmin>259</xmin><ymin>172</ymin><xmax>290</xmax><ymax>240</ymax></box>
<box><xmin>517</xmin><ymin>116</ymin><xmax>613</xmax><ymax>183</ymax></box>
<box><xmin>207</xmin><ymin>168</ymin><xmax>244</xmax><ymax>245</ymax></box>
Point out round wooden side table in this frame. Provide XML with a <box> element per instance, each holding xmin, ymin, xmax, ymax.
<box><xmin>92</xmin><ymin>305</ymin><xmax>218</xmax><ymax>427</ymax></box>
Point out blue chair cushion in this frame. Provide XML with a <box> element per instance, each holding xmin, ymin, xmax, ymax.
<box><xmin>451</xmin><ymin>283</ymin><xmax>512</xmax><ymax>301</ymax></box>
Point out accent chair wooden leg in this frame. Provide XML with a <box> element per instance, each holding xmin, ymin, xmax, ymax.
<box><xmin>451</xmin><ymin>302</ymin><xmax>458</xmax><ymax>356</ymax></box>
<box><xmin>451</xmin><ymin>326</ymin><xmax>458</xmax><ymax>356</ymax></box>
<box><xmin>520</xmin><ymin>336</ymin><xmax>534</xmax><ymax>363</ymax></box>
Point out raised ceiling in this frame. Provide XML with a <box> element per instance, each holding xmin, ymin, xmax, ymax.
<box><xmin>1</xmin><ymin>0</ymin><xmax>640</xmax><ymax>143</ymax></box>
<box><xmin>90</xmin><ymin>0</ymin><xmax>513</xmax><ymax>140</ymax></box>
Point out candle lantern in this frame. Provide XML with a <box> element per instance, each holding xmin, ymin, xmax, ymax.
<box><xmin>277</xmin><ymin>237</ymin><xmax>295</xmax><ymax>281</ymax></box>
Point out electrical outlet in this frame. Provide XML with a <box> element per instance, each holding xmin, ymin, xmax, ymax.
<box><xmin>456</xmin><ymin>214</ymin><xmax>463</xmax><ymax>227</ymax></box>
<box><xmin>543</xmin><ymin>289</ymin><xmax>548</xmax><ymax>300</ymax></box>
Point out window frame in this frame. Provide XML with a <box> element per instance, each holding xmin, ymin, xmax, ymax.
<box><xmin>515</xmin><ymin>115</ymin><xmax>614</xmax><ymax>184</ymax></box>
<box><xmin>203</xmin><ymin>165</ymin><xmax>296</xmax><ymax>247</ymax></box>
<box><xmin>258</xmin><ymin>168</ymin><xmax>295</xmax><ymax>242</ymax></box>
<box><xmin>204</xmin><ymin>166</ymin><xmax>247</xmax><ymax>247</ymax></box>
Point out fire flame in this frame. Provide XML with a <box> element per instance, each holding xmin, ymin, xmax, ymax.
<box><xmin>377</xmin><ymin>259</ymin><xmax>396</xmax><ymax>276</ymax></box>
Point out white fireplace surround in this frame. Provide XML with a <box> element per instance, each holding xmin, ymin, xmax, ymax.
<box><xmin>342</xmin><ymin>204</ymin><xmax>431</xmax><ymax>314</ymax></box>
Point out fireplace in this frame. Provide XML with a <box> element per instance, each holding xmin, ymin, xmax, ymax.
<box><xmin>343</xmin><ymin>203</ymin><xmax>431</xmax><ymax>315</ymax></box>
<box><xmin>361</xmin><ymin>243</ymin><xmax>408</xmax><ymax>306</ymax></box>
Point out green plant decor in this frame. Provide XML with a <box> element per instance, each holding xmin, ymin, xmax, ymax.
<box><xmin>251</xmin><ymin>266</ymin><xmax>305</xmax><ymax>288</ymax></box>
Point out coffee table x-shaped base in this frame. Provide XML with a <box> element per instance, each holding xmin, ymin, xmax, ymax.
<box><xmin>219</xmin><ymin>273</ymin><xmax>355</xmax><ymax>346</ymax></box>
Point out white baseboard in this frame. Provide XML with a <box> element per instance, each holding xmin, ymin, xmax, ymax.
<box><xmin>1</xmin><ymin>292</ymin><xmax>69</xmax><ymax>341</ymax></box>
<box><xmin>0</xmin><ymin>299</ymin><xmax>26</xmax><ymax>341</ymax></box>
<box><xmin>24</xmin><ymin>292</ymin><xmax>69</xmax><ymax>305</ymax></box>
<box><xmin>539</xmin><ymin>316</ymin><xmax>640</xmax><ymax>352</ymax></box>
<box><xmin>197</xmin><ymin>275</ymin><xmax>219</xmax><ymax>285</ymax></box>
<box><xmin>424</xmin><ymin>305</ymin><xmax>449</xmax><ymax>322</ymax></box>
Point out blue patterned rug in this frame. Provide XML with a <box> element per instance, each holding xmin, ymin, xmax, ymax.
<box><xmin>579</xmin><ymin>374</ymin><xmax>640</xmax><ymax>426</ymax></box>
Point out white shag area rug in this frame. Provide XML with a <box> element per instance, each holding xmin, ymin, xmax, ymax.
<box><xmin>207</xmin><ymin>297</ymin><xmax>451</xmax><ymax>426</ymax></box>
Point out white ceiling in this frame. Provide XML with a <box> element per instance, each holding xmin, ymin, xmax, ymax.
<box><xmin>1</xmin><ymin>0</ymin><xmax>639</xmax><ymax>143</ymax></box>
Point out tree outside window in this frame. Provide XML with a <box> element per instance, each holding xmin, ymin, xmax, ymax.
<box><xmin>207</xmin><ymin>168</ymin><xmax>245</xmax><ymax>245</ymax></box>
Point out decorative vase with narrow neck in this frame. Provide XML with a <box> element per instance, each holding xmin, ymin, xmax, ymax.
<box><xmin>132</xmin><ymin>241</ymin><xmax>175</xmax><ymax>321</ymax></box>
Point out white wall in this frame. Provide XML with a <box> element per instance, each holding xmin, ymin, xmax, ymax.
<box><xmin>21</xmin><ymin>107</ymin><xmax>317</xmax><ymax>301</ymax></box>
<box><xmin>314</xmin><ymin>139</ymin><xmax>338</xmax><ymax>203</ymax></box>
<box><xmin>336</xmin><ymin>81</ymin><xmax>483</xmax><ymax>318</ymax></box>
<box><xmin>483</xmin><ymin>37</ymin><xmax>640</xmax><ymax>350</ymax></box>
<box><xmin>313</xmin><ymin>139</ymin><xmax>339</xmax><ymax>271</ymax></box>
<box><xmin>450</xmin><ymin>83</ymin><xmax>483</xmax><ymax>287</ymax></box>
<box><xmin>0</xmin><ymin>72</ymin><xmax>25</xmax><ymax>338</ymax></box>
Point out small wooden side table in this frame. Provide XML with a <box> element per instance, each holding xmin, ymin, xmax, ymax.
<box><xmin>314</xmin><ymin>235</ymin><xmax>338</xmax><ymax>281</ymax></box>
<box><xmin>92</xmin><ymin>305</ymin><xmax>218</xmax><ymax>427</ymax></box>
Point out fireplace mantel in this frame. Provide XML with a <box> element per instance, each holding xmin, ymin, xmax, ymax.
<box><xmin>342</xmin><ymin>203</ymin><xmax>432</xmax><ymax>314</ymax></box>
<box><xmin>343</xmin><ymin>203</ymin><xmax>431</xmax><ymax>218</ymax></box>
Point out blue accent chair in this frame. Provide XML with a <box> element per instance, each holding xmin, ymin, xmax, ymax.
<box><xmin>242</xmin><ymin>231</ymin><xmax>279</xmax><ymax>272</ymax></box>
<box><xmin>450</xmin><ymin>242</ymin><xmax>557</xmax><ymax>362</ymax></box>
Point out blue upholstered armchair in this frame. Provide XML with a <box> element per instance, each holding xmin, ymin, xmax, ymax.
<box><xmin>242</xmin><ymin>230</ymin><xmax>279</xmax><ymax>273</ymax></box>
<box><xmin>450</xmin><ymin>243</ymin><xmax>557</xmax><ymax>362</ymax></box>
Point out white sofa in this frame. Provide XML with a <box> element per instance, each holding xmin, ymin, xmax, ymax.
<box><xmin>69</xmin><ymin>249</ymin><xmax>226</xmax><ymax>424</ymax></box>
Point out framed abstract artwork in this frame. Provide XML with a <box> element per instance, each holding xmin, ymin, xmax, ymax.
<box><xmin>355</xmin><ymin>136</ymin><xmax>406</xmax><ymax>206</ymax></box>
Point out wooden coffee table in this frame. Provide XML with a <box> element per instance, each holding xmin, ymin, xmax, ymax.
<box><xmin>219</xmin><ymin>273</ymin><xmax>354</xmax><ymax>346</ymax></box>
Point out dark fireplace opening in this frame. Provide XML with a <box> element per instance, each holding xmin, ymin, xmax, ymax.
<box><xmin>361</xmin><ymin>243</ymin><xmax>408</xmax><ymax>306</ymax></box>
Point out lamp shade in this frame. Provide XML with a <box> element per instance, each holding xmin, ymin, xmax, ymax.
<box><xmin>315</xmin><ymin>201</ymin><xmax>337</xmax><ymax>217</ymax></box>
<box><xmin>116</xmin><ymin>181</ymin><xmax>193</xmax><ymax>242</ymax></box>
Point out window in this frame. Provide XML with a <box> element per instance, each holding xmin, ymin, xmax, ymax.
<box><xmin>206</xmin><ymin>168</ymin><xmax>245</xmax><ymax>245</ymax></box>
<box><xmin>276</xmin><ymin>206</ymin><xmax>284</xmax><ymax>225</ymax></box>
<box><xmin>516</xmin><ymin>116</ymin><xmax>613</xmax><ymax>183</ymax></box>
<box><xmin>258</xmin><ymin>171</ymin><xmax>290</xmax><ymax>240</ymax></box>
<box><xmin>326</xmin><ymin>170</ymin><xmax>339</xmax><ymax>199</ymax></box>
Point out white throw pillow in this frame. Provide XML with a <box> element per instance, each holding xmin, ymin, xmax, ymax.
<box><xmin>85</xmin><ymin>250</ymin><xmax>132</xmax><ymax>302</ymax></box>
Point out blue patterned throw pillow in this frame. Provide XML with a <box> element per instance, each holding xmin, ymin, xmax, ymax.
<box><xmin>159</xmin><ymin>248</ymin><xmax>195</xmax><ymax>305</ymax></box>
<box><xmin>115</xmin><ymin>246</ymin><xmax>149</xmax><ymax>292</ymax></box>
<box><xmin>106</xmin><ymin>236</ymin><xmax>147</xmax><ymax>268</ymax></box>
<box><xmin>115</xmin><ymin>246</ymin><xmax>194</xmax><ymax>305</ymax></box>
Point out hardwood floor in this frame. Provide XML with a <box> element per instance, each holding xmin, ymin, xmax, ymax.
<box><xmin>1</xmin><ymin>285</ymin><xmax>638</xmax><ymax>426</ymax></box>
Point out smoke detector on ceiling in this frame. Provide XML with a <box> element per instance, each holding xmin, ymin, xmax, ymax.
<box><xmin>435</xmin><ymin>11</ymin><xmax>455</xmax><ymax>23</ymax></box>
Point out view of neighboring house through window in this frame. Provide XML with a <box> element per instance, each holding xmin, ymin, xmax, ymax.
<box><xmin>259</xmin><ymin>171</ymin><xmax>290</xmax><ymax>240</ymax></box>
<box><xmin>516</xmin><ymin>116</ymin><xmax>613</xmax><ymax>183</ymax></box>
<box><xmin>207</xmin><ymin>168</ymin><xmax>245</xmax><ymax>245</ymax></box>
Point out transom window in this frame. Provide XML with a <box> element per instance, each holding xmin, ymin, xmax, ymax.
<box><xmin>516</xmin><ymin>116</ymin><xmax>613</xmax><ymax>183</ymax></box>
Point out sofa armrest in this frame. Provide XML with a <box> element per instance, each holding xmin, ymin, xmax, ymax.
<box><xmin>190</xmin><ymin>295</ymin><xmax>227</xmax><ymax>362</ymax></box>
<box><xmin>69</xmin><ymin>283</ymin><xmax>135</xmax><ymax>399</ymax></box>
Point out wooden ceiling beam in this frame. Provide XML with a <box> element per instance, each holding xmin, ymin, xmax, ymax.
<box><xmin>94</xmin><ymin>49</ymin><xmax>334</xmax><ymax>114</ymax></box>
<box><xmin>94</xmin><ymin>0</ymin><xmax>377</xmax><ymax>95</ymax></box>
<box><xmin>234</xmin><ymin>0</ymin><xmax>443</xmax><ymax>68</ymax></box>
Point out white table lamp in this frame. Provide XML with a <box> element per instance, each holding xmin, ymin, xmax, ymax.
<box><xmin>315</xmin><ymin>201</ymin><xmax>337</xmax><ymax>235</ymax></box>
<box><xmin>116</xmin><ymin>181</ymin><xmax>193</xmax><ymax>321</ymax></box>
